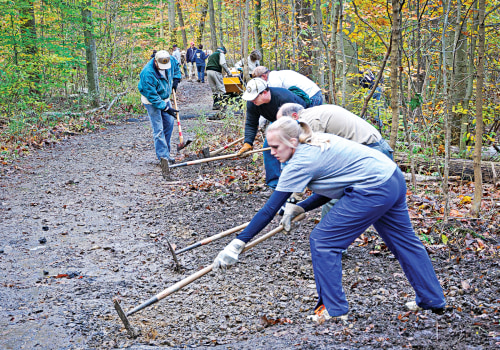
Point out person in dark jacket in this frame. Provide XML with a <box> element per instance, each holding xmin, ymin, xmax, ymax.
<box><xmin>194</xmin><ymin>44</ymin><xmax>209</xmax><ymax>83</ymax></box>
<box><xmin>236</xmin><ymin>78</ymin><xmax>306</xmax><ymax>189</ymax></box>
<box><xmin>138</xmin><ymin>50</ymin><xmax>181</xmax><ymax>168</ymax></box>
<box><xmin>186</xmin><ymin>42</ymin><xmax>197</xmax><ymax>81</ymax></box>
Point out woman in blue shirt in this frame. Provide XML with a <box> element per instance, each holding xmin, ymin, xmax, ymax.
<box><xmin>213</xmin><ymin>117</ymin><xmax>446</xmax><ymax>322</ymax></box>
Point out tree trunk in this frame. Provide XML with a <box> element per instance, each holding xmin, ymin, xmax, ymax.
<box><xmin>160</xmin><ymin>0</ymin><xmax>164</xmax><ymax>38</ymax></box>
<box><xmin>81</xmin><ymin>1</ymin><xmax>100</xmax><ymax>107</ymax></box>
<box><xmin>394</xmin><ymin>154</ymin><xmax>499</xmax><ymax>184</ymax></box>
<box><xmin>197</xmin><ymin>3</ymin><xmax>208</xmax><ymax>45</ymax></box>
<box><xmin>242</xmin><ymin>0</ymin><xmax>250</xmax><ymax>81</ymax></box>
<box><xmin>168</xmin><ymin>0</ymin><xmax>176</xmax><ymax>44</ymax></box>
<box><xmin>254</xmin><ymin>0</ymin><xmax>263</xmax><ymax>56</ymax></box>
<box><xmin>208</xmin><ymin>0</ymin><xmax>217</xmax><ymax>49</ymax></box>
<box><xmin>20</xmin><ymin>0</ymin><xmax>37</xmax><ymax>55</ymax></box>
<box><xmin>389</xmin><ymin>0</ymin><xmax>401</xmax><ymax>149</ymax></box>
<box><xmin>441</xmin><ymin>0</ymin><xmax>453</xmax><ymax>221</ymax></box>
<box><xmin>471</xmin><ymin>0</ymin><xmax>485</xmax><ymax>217</ymax></box>
<box><xmin>176</xmin><ymin>0</ymin><xmax>187</xmax><ymax>48</ymax></box>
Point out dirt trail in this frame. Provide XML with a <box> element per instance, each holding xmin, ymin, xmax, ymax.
<box><xmin>1</xmin><ymin>80</ymin><xmax>498</xmax><ymax>349</ymax></box>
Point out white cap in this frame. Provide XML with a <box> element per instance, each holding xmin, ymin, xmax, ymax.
<box><xmin>242</xmin><ymin>78</ymin><xmax>268</xmax><ymax>101</ymax></box>
<box><xmin>155</xmin><ymin>50</ymin><xmax>171</xmax><ymax>69</ymax></box>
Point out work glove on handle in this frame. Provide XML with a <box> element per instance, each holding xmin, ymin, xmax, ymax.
<box><xmin>213</xmin><ymin>239</ymin><xmax>246</xmax><ymax>272</ymax></box>
<box><xmin>280</xmin><ymin>203</ymin><xmax>305</xmax><ymax>232</ymax></box>
<box><xmin>237</xmin><ymin>143</ymin><xmax>253</xmax><ymax>157</ymax></box>
<box><xmin>164</xmin><ymin>106</ymin><xmax>179</xmax><ymax>117</ymax></box>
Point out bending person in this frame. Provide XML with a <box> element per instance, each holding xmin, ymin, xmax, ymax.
<box><xmin>238</xmin><ymin>78</ymin><xmax>306</xmax><ymax>189</ymax></box>
<box><xmin>213</xmin><ymin>117</ymin><xmax>446</xmax><ymax>323</ymax></box>
<box><xmin>253</xmin><ymin>66</ymin><xmax>323</xmax><ymax>107</ymax></box>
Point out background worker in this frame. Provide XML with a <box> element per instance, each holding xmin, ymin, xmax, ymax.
<box><xmin>206</xmin><ymin>46</ymin><xmax>233</xmax><ymax>110</ymax></box>
<box><xmin>277</xmin><ymin>102</ymin><xmax>394</xmax><ymax>217</ymax></box>
<box><xmin>171</xmin><ymin>44</ymin><xmax>181</xmax><ymax>64</ymax></box>
<box><xmin>213</xmin><ymin>117</ymin><xmax>446</xmax><ymax>323</ymax></box>
<box><xmin>138</xmin><ymin>50</ymin><xmax>180</xmax><ymax>166</ymax></box>
<box><xmin>235</xmin><ymin>49</ymin><xmax>262</xmax><ymax>79</ymax></box>
<box><xmin>194</xmin><ymin>44</ymin><xmax>209</xmax><ymax>83</ymax></box>
<box><xmin>252</xmin><ymin>66</ymin><xmax>323</xmax><ymax>107</ymax></box>
<box><xmin>238</xmin><ymin>78</ymin><xmax>306</xmax><ymax>189</ymax></box>
<box><xmin>186</xmin><ymin>42</ymin><xmax>197</xmax><ymax>81</ymax></box>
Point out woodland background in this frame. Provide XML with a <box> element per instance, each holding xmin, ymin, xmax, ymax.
<box><xmin>0</xmin><ymin>0</ymin><xmax>499</xmax><ymax>220</ymax></box>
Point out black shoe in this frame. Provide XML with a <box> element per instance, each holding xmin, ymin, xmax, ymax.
<box><xmin>168</xmin><ymin>158</ymin><xmax>176</xmax><ymax>165</ymax></box>
<box><xmin>197</xmin><ymin>79</ymin><xmax>201</xmax><ymax>82</ymax></box>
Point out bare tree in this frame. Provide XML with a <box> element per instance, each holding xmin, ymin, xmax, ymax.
<box><xmin>81</xmin><ymin>1</ymin><xmax>100</xmax><ymax>107</ymax></box>
<box><xmin>471</xmin><ymin>0</ymin><xmax>486</xmax><ymax>217</ymax></box>
<box><xmin>208</xmin><ymin>0</ymin><xmax>217</xmax><ymax>49</ymax></box>
<box><xmin>389</xmin><ymin>0</ymin><xmax>403</xmax><ymax>149</ymax></box>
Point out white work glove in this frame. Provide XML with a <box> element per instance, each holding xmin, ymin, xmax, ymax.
<box><xmin>213</xmin><ymin>239</ymin><xmax>246</xmax><ymax>272</ymax></box>
<box><xmin>280</xmin><ymin>203</ymin><xmax>305</xmax><ymax>232</ymax></box>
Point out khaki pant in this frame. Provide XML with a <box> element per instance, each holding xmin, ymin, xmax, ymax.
<box><xmin>207</xmin><ymin>70</ymin><xmax>226</xmax><ymax>95</ymax></box>
<box><xmin>187</xmin><ymin>62</ymin><xmax>196</xmax><ymax>80</ymax></box>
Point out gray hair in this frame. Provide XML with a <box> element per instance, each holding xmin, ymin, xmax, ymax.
<box><xmin>252</xmin><ymin>66</ymin><xmax>269</xmax><ymax>78</ymax></box>
<box><xmin>267</xmin><ymin>116</ymin><xmax>332</xmax><ymax>150</ymax></box>
<box><xmin>278</xmin><ymin>103</ymin><xmax>305</xmax><ymax>118</ymax></box>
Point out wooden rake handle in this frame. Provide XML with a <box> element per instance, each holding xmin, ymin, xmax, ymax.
<box><xmin>171</xmin><ymin>147</ymin><xmax>270</xmax><ymax>169</ymax></box>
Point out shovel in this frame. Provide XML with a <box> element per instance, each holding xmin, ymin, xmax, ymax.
<box><xmin>172</xmin><ymin>89</ymin><xmax>192</xmax><ymax>151</ymax></box>
<box><xmin>201</xmin><ymin>136</ymin><xmax>245</xmax><ymax>158</ymax></box>
<box><xmin>162</xmin><ymin>147</ymin><xmax>270</xmax><ymax>180</ymax></box>
<box><xmin>113</xmin><ymin>213</ymin><xmax>306</xmax><ymax>338</ymax></box>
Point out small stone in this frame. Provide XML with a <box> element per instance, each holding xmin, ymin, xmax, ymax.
<box><xmin>39</xmin><ymin>237</ymin><xmax>47</xmax><ymax>244</ymax></box>
<box><xmin>42</xmin><ymin>226</ymin><xmax>49</xmax><ymax>231</ymax></box>
<box><xmin>43</xmin><ymin>270</ymin><xmax>49</xmax><ymax>275</ymax></box>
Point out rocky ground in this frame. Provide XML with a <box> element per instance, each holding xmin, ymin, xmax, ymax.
<box><xmin>0</xmin><ymin>80</ymin><xmax>499</xmax><ymax>350</ymax></box>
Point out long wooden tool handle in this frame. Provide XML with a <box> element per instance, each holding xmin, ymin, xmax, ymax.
<box><xmin>210</xmin><ymin>137</ymin><xmax>245</xmax><ymax>157</ymax></box>
<box><xmin>176</xmin><ymin>221</ymin><xmax>250</xmax><ymax>255</ymax></box>
<box><xmin>171</xmin><ymin>147</ymin><xmax>270</xmax><ymax>169</ymax></box>
<box><xmin>126</xmin><ymin>213</ymin><xmax>305</xmax><ymax>316</ymax></box>
<box><xmin>172</xmin><ymin>90</ymin><xmax>184</xmax><ymax>144</ymax></box>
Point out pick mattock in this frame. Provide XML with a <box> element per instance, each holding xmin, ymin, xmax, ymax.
<box><xmin>172</xmin><ymin>89</ymin><xmax>192</xmax><ymax>151</ymax></box>
<box><xmin>162</xmin><ymin>147</ymin><xmax>270</xmax><ymax>180</ymax></box>
<box><xmin>167</xmin><ymin>221</ymin><xmax>250</xmax><ymax>271</ymax></box>
<box><xmin>201</xmin><ymin>136</ymin><xmax>245</xmax><ymax>158</ymax></box>
<box><xmin>113</xmin><ymin>213</ymin><xmax>305</xmax><ymax>338</ymax></box>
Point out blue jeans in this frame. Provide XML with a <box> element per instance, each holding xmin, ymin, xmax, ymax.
<box><xmin>197</xmin><ymin>64</ymin><xmax>205</xmax><ymax>82</ymax></box>
<box><xmin>311</xmin><ymin>168</ymin><xmax>446</xmax><ymax>316</ymax></box>
<box><xmin>144</xmin><ymin>104</ymin><xmax>175</xmax><ymax>161</ymax></box>
<box><xmin>263</xmin><ymin>137</ymin><xmax>281</xmax><ymax>189</ymax></box>
<box><xmin>309</xmin><ymin>90</ymin><xmax>323</xmax><ymax>107</ymax></box>
<box><xmin>366</xmin><ymin>138</ymin><xmax>394</xmax><ymax>160</ymax></box>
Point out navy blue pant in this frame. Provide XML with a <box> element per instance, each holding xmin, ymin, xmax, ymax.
<box><xmin>263</xmin><ymin>137</ymin><xmax>281</xmax><ymax>189</ymax></box>
<box><xmin>310</xmin><ymin>168</ymin><xmax>446</xmax><ymax>316</ymax></box>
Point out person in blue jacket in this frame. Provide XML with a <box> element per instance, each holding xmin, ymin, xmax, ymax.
<box><xmin>138</xmin><ymin>50</ymin><xmax>181</xmax><ymax>168</ymax></box>
<box><xmin>213</xmin><ymin>117</ymin><xmax>446</xmax><ymax>323</ymax></box>
<box><xmin>194</xmin><ymin>44</ymin><xmax>209</xmax><ymax>83</ymax></box>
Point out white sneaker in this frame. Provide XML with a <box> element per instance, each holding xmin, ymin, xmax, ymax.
<box><xmin>406</xmin><ymin>301</ymin><xmax>446</xmax><ymax>314</ymax></box>
<box><xmin>405</xmin><ymin>301</ymin><xmax>422</xmax><ymax>311</ymax></box>
<box><xmin>307</xmin><ymin>305</ymin><xmax>348</xmax><ymax>324</ymax></box>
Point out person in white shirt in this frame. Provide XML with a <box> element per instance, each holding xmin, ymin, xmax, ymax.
<box><xmin>171</xmin><ymin>44</ymin><xmax>181</xmax><ymax>64</ymax></box>
<box><xmin>235</xmin><ymin>50</ymin><xmax>262</xmax><ymax>79</ymax></box>
<box><xmin>253</xmin><ymin>66</ymin><xmax>323</xmax><ymax>107</ymax></box>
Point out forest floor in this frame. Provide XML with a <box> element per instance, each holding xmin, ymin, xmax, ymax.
<box><xmin>1</xmin><ymin>79</ymin><xmax>499</xmax><ymax>350</ymax></box>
